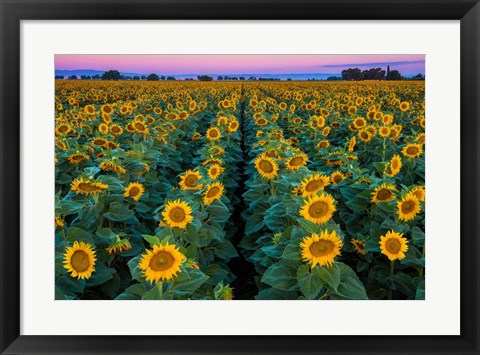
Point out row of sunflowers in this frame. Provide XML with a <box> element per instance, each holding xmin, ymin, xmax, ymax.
<box><xmin>241</xmin><ymin>81</ymin><xmax>425</xmax><ymax>300</ymax></box>
<box><xmin>55</xmin><ymin>80</ymin><xmax>425</xmax><ymax>300</ymax></box>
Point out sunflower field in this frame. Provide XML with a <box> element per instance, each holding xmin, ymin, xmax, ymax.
<box><xmin>55</xmin><ymin>80</ymin><xmax>425</xmax><ymax>300</ymax></box>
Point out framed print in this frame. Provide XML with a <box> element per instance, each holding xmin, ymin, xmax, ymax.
<box><xmin>0</xmin><ymin>0</ymin><xmax>479</xmax><ymax>354</ymax></box>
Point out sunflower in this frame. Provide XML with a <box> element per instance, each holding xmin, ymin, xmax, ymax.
<box><xmin>55</xmin><ymin>215</ymin><xmax>64</xmax><ymax>228</ymax></box>
<box><xmin>254</xmin><ymin>155</ymin><xmax>278</xmax><ymax>180</ymax></box>
<box><xmin>192</xmin><ymin>132</ymin><xmax>202</xmax><ymax>140</ymax></box>
<box><xmin>300</xmin><ymin>230</ymin><xmax>343</xmax><ymax>267</ymax></box>
<box><xmin>139</xmin><ymin>243</ymin><xmax>185</xmax><ymax>283</ymax></box>
<box><xmin>124</xmin><ymin>182</ymin><xmax>145</xmax><ymax>201</ymax></box>
<box><xmin>416</xmin><ymin>132</ymin><xmax>426</xmax><ymax>144</ymax></box>
<box><xmin>299</xmin><ymin>174</ymin><xmax>330</xmax><ymax>197</ymax></box>
<box><xmin>410</xmin><ymin>185</ymin><xmax>426</xmax><ymax>201</ymax></box>
<box><xmin>348</xmin><ymin>136</ymin><xmax>356</xmax><ymax>152</ymax></box>
<box><xmin>106</xmin><ymin>238</ymin><xmax>132</xmax><ymax>255</ymax></box>
<box><xmin>399</xmin><ymin>101</ymin><xmax>410</xmax><ymax>112</ymax></box>
<box><xmin>55</xmin><ymin>123</ymin><xmax>72</xmax><ymax>136</ymax></box>
<box><xmin>133</xmin><ymin>121</ymin><xmax>149</xmax><ymax>134</ymax></box>
<box><xmin>351</xmin><ymin>239</ymin><xmax>367</xmax><ymax>256</ymax></box>
<box><xmin>207</xmin><ymin>164</ymin><xmax>225</xmax><ymax>180</ymax></box>
<box><xmin>317</xmin><ymin>140</ymin><xmax>330</xmax><ymax>149</ymax></box>
<box><xmin>63</xmin><ymin>241</ymin><xmax>96</xmax><ymax>279</ymax></box>
<box><xmin>331</xmin><ymin>171</ymin><xmax>345</xmax><ymax>185</ymax></box>
<box><xmin>371</xmin><ymin>183</ymin><xmax>397</xmax><ymax>203</ymax></box>
<box><xmin>353</xmin><ymin>117</ymin><xmax>367</xmax><ymax>129</ymax></box>
<box><xmin>389</xmin><ymin>154</ymin><xmax>402</xmax><ymax>175</ymax></box>
<box><xmin>99</xmin><ymin>160</ymin><xmax>127</xmax><ymax>174</ymax></box>
<box><xmin>397</xmin><ymin>193</ymin><xmax>421</xmax><ymax>221</ymax></box>
<box><xmin>101</xmin><ymin>104</ymin><xmax>114</xmax><ymax>115</ymax></box>
<box><xmin>179</xmin><ymin>170</ymin><xmax>203</xmax><ymax>190</ymax></box>
<box><xmin>83</xmin><ymin>104</ymin><xmax>95</xmax><ymax>115</ymax></box>
<box><xmin>206</xmin><ymin>127</ymin><xmax>221</xmax><ymax>141</ymax></box>
<box><xmin>358</xmin><ymin>129</ymin><xmax>372</xmax><ymax>143</ymax></box>
<box><xmin>98</xmin><ymin>123</ymin><xmax>109</xmax><ymax>134</ymax></box>
<box><xmin>67</xmin><ymin>153</ymin><xmax>89</xmax><ymax>164</ymax></box>
<box><xmin>379</xmin><ymin>126</ymin><xmax>391</xmax><ymax>138</ymax></box>
<box><xmin>110</xmin><ymin>124</ymin><xmax>123</xmax><ymax>136</ymax></box>
<box><xmin>71</xmin><ymin>177</ymin><xmax>109</xmax><ymax>196</ymax></box>
<box><xmin>161</xmin><ymin>199</ymin><xmax>193</xmax><ymax>229</ymax></box>
<box><xmin>203</xmin><ymin>182</ymin><xmax>225</xmax><ymax>205</ymax></box>
<box><xmin>286</xmin><ymin>153</ymin><xmax>308</xmax><ymax>171</ymax></box>
<box><xmin>229</xmin><ymin>120</ymin><xmax>239</xmax><ymax>133</ymax></box>
<box><xmin>402</xmin><ymin>143</ymin><xmax>423</xmax><ymax>158</ymax></box>
<box><xmin>379</xmin><ymin>230</ymin><xmax>409</xmax><ymax>261</ymax></box>
<box><xmin>91</xmin><ymin>137</ymin><xmax>107</xmax><ymax>147</ymax></box>
<box><xmin>299</xmin><ymin>193</ymin><xmax>336</xmax><ymax>225</ymax></box>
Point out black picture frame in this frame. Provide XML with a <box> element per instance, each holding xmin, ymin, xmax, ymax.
<box><xmin>1</xmin><ymin>1</ymin><xmax>479</xmax><ymax>354</ymax></box>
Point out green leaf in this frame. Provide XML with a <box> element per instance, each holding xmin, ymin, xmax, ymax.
<box><xmin>312</xmin><ymin>264</ymin><xmax>340</xmax><ymax>292</ymax></box>
<box><xmin>86</xmin><ymin>268</ymin><xmax>114</xmax><ymax>287</ymax></box>
<box><xmin>411</xmin><ymin>226</ymin><xmax>425</xmax><ymax>246</ymax></box>
<box><xmin>143</xmin><ymin>234</ymin><xmax>161</xmax><ymax>246</ymax></box>
<box><xmin>104</xmin><ymin>202</ymin><xmax>134</xmax><ymax>222</ymax></box>
<box><xmin>213</xmin><ymin>241</ymin><xmax>239</xmax><ymax>260</ymax></box>
<box><xmin>115</xmin><ymin>283</ymin><xmax>146</xmax><ymax>300</ymax></box>
<box><xmin>297</xmin><ymin>265</ymin><xmax>323</xmax><ymax>300</ymax></box>
<box><xmin>171</xmin><ymin>269</ymin><xmax>209</xmax><ymax>295</ymax></box>
<box><xmin>282</xmin><ymin>242</ymin><xmax>301</xmax><ymax>261</ymax></box>
<box><xmin>329</xmin><ymin>262</ymin><xmax>368</xmax><ymax>300</ymax></box>
<box><xmin>261</xmin><ymin>263</ymin><xmax>298</xmax><ymax>291</ymax></box>
<box><xmin>142</xmin><ymin>285</ymin><xmax>162</xmax><ymax>300</ymax></box>
<box><xmin>65</xmin><ymin>227</ymin><xmax>93</xmax><ymax>243</ymax></box>
<box><xmin>245</xmin><ymin>213</ymin><xmax>265</xmax><ymax>234</ymax></box>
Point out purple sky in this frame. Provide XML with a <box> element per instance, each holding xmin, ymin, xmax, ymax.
<box><xmin>55</xmin><ymin>54</ymin><xmax>425</xmax><ymax>75</ymax></box>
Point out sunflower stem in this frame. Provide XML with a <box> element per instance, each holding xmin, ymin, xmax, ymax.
<box><xmin>419</xmin><ymin>241</ymin><xmax>425</xmax><ymax>277</ymax></box>
<box><xmin>387</xmin><ymin>260</ymin><xmax>395</xmax><ymax>300</ymax></box>
<box><xmin>157</xmin><ymin>281</ymin><xmax>163</xmax><ymax>299</ymax></box>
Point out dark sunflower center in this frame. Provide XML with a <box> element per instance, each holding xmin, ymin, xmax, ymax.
<box><xmin>333</xmin><ymin>175</ymin><xmax>342</xmax><ymax>183</ymax></box>
<box><xmin>308</xmin><ymin>201</ymin><xmax>329</xmax><ymax>218</ymax></box>
<box><xmin>259</xmin><ymin>160</ymin><xmax>274</xmax><ymax>173</ymax></box>
<box><xmin>385</xmin><ymin>238</ymin><xmax>401</xmax><ymax>254</ymax></box>
<box><xmin>71</xmin><ymin>250</ymin><xmax>90</xmax><ymax>272</ymax></box>
<box><xmin>319</xmin><ymin>142</ymin><xmax>328</xmax><ymax>148</ymax></box>
<box><xmin>392</xmin><ymin>160</ymin><xmax>400</xmax><ymax>169</ymax></box>
<box><xmin>289</xmin><ymin>156</ymin><xmax>304</xmax><ymax>167</ymax></box>
<box><xmin>209</xmin><ymin>130</ymin><xmax>219</xmax><ymax>138</ymax></box>
<box><xmin>376</xmin><ymin>188</ymin><xmax>392</xmax><ymax>201</ymax></box>
<box><xmin>129</xmin><ymin>186</ymin><xmax>140</xmax><ymax>196</ymax></box>
<box><xmin>401</xmin><ymin>200</ymin><xmax>416</xmax><ymax>214</ymax></box>
<box><xmin>71</xmin><ymin>155</ymin><xmax>85</xmax><ymax>162</ymax></box>
<box><xmin>309</xmin><ymin>240</ymin><xmax>334</xmax><ymax>257</ymax></box>
<box><xmin>78</xmin><ymin>182</ymin><xmax>102</xmax><ymax>192</ymax></box>
<box><xmin>207</xmin><ymin>186</ymin><xmax>220</xmax><ymax>198</ymax></box>
<box><xmin>135</xmin><ymin>122</ymin><xmax>146</xmax><ymax>131</ymax></box>
<box><xmin>103</xmin><ymin>106</ymin><xmax>112</xmax><ymax>113</ymax></box>
<box><xmin>406</xmin><ymin>147</ymin><xmax>419</xmax><ymax>155</ymax></box>
<box><xmin>169</xmin><ymin>207</ymin><xmax>186</xmax><ymax>223</ymax></box>
<box><xmin>361</xmin><ymin>132</ymin><xmax>369</xmax><ymax>139</ymax></box>
<box><xmin>149</xmin><ymin>251</ymin><xmax>175</xmax><ymax>271</ymax></box>
<box><xmin>305</xmin><ymin>180</ymin><xmax>322</xmax><ymax>192</ymax></box>
<box><xmin>58</xmin><ymin>125</ymin><xmax>69</xmax><ymax>133</ymax></box>
<box><xmin>355</xmin><ymin>120</ymin><xmax>365</xmax><ymax>127</ymax></box>
<box><xmin>184</xmin><ymin>175</ymin><xmax>198</xmax><ymax>187</ymax></box>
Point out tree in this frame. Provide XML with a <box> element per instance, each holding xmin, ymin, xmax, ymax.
<box><xmin>411</xmin><ymin>73</ymin><xmax>425</xmax><ymax>80</ymax></box>
<box><xmin>102</xmin><ymin>70</ymin><xmax>121</xmax><ymax>81</ymax></box>
<box><xmin>361</xmin><ymin>67</ymin><xmax>386</xmax><ymax>80</ymax></box>
<box><xmin>239</xmin><ymin>77</ymin><xmax>245</xmax><ymax>81</ymax></box>
<box><xmin>341</xmin><ymin>68</ymin><xmax>363</xmax><ymax>81</ymax></box>
<box><xmin>166</xmin><ymin>76</ymin><xmax>176</xmax><ymax>81</ymax></box>
<box><xmin>80</xmin><ymin>75</ymin><xmax>91</xmax><ymax>80</ymax></box>
<box><xmin>326</xmin><ymin>76</ymin><xmax>341</xmax><ymax>81</ymax></box>
<box><xmin>147</xmin><ymin>73</ymin><xmax>160</xmax><ymax>81</ymax></box>
<box><xmin>68</xmin><ymin>75</ymin><xmax>78</xmax><ymax>80</ymax></box>
<box><xmin>160</xmin><ymin>76</ymin><xmax>166</xmax><ymax>80</ymax></box>
<box><xmin>133</xmin><ymin>76</ymin><xmax>140</xmax><ymax>81</ymax></box>
<box><xmin>217</xmin><ymin>76</ymin><xmax>224</xmax><ymax>81</ymax></box>
<box><xmin>387</xmin><ymin>70</ymin><xmax>403</xmax><ymax>80</ymax></box>
<box><xmin>197</xmin><ymin>75</ymin><xmax>213</xmax><ymax>81</ymax></box>
<box><xmin>287</xmin><ymin>78</ymin><xmax>292</xmax><ymax>81</ymax></box>
<box><xmin>55</xmin><ymin>75</ymin><xmax>63</xmax><ymax>80</ymax></box>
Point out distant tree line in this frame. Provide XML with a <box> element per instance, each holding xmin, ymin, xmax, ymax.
<box><xmin>340</xmin><ymin>66</ymin><xmax>424</xmax><ymax>81</ymax></box>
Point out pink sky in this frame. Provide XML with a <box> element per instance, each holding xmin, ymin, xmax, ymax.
<box><xmin>55</xmin><ymin>54</ymin><xmax>425</xmax><ymax>75</ymax></box>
